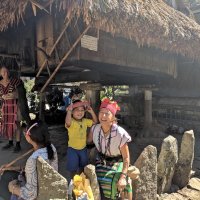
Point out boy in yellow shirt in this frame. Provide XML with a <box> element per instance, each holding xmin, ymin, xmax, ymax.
<box><xmin>65</xmin><ymin>100</ymin><xmax>97</xmax><ymax>181</ymax></box>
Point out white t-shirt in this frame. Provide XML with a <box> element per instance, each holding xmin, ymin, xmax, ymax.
<box><xmin>92</xmin><ymin>124</ymin><xmax>131</xmax><ymax>157</ymax></box>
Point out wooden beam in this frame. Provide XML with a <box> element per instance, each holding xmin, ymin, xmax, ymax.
<box><xmin>0</xmin><ymin>53</ymin><xmax>19</xmax><ymax>59</ymax></box>
<box><xmin>40</xmin><ymin>25</ymin><xmax>90</xmax><ymax>93</ymax></box>
<box><xmin>36</xmin><ymin>18</ymin><xmax>72</xmax><ymax>78</ymax></box>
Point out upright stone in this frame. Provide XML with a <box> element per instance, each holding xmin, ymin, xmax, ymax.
<box><xmin>157</xmin><ymin>135</ymin><xmax>178</xmax><ymax>194</ymax></box>
<box><xmin>133</xmin><ymin>145</ymin><xmax>157</xmax><ymax>200</ymax></box>
<box><xmin>173</xmin><ymin>130</ymin><xmax>195</xmax><ymax>188</ymax></box>
<box><xmin>37</xmin><ymin>156</ymin><xmax>68</xmax><ymax>200</ymax></box>
<box><xmin>84</xmin><ymin>164</ymin><xmax>101</xmax><ymax>200</ymax></box>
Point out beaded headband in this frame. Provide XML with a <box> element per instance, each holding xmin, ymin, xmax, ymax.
<box><xmin>26</xmin><ymin>123</ymin><xmax>38</xmax><ymax>136</ymax></box>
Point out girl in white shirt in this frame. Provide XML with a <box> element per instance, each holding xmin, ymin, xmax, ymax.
<box><xmin>1</xmin><ymin>121</ymin><xmax>58</xmax><ymax>200</ymax></box>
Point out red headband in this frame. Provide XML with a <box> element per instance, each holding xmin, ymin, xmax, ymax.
<box><xmin>100</xmin><ymin>98</ymin><xmax>120</xmax><ymax>115</ymax></box>
<box><xmin>72</xmin><ymin>101</ymin><xmax>90</xmax><ymax>109</ymax></box>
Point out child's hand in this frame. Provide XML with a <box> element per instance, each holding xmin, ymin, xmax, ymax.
<box><xmin>86</xmin><ymin>105</ymin><xmax>93</xmax><ymax>114</ymax></box>
<box><xmin>117</xmin><ymin>176</ymin><xmax>127</xmax><ymax>192</ymax></box>
<box><xmin>66</xmin><ymin>103</ymin><xmax>73</xmax><ymax>112</ymax></box>
<box><xmin>0</xmin><ymin>164</ymin><xmax>9</xmax><ymax>173</ymax></box>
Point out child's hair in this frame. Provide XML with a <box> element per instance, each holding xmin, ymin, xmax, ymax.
<box><xmin>27</xmin><ymin>120</ymin><xmax>54</xmax><ymax>160</ymax></box>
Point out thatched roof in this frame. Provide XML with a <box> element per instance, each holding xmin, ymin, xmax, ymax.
<box><xmin>1</xmin><ymin>0</ymin><xmax>200</xmax><ymax>61</ymax></box>
<box><xmin>0</xmin><ymin>0</ymin><xmax>27</xmax><ymax>30</ymax></box>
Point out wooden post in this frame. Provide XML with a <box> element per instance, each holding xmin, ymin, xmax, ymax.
<box><xmin>36</xmin><ymin>17</ymin><xmax>46</xmax><ymax>67</ymax></box>
<box><xmin>81</xmin><ymin>83</ymin><xmax>102</xmax><ymax>114</ymax></box>
<box><xmin>40</xmin><ymin>25</ymin><xmax>90</xmax><ymax>93</ymax></box>
<box><xmin>36</xmin><ymin>18</ymin><xmax>72</xmax><ymax>78</ymax></box>
<box><xmin>144</xmin><ymin>89</ymin><xmax>152</xmax><ymax>127</ymax></box>
<box><xmin>39</xmin><ymin>92</ymin><xmax>45</xmax><ymax>121</ymax></box>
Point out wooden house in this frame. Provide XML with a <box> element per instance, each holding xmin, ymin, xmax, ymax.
<box><xmin>1</xmin><ymin>0</ymin><xmax>200</xmax><ymax>130</ymax></box>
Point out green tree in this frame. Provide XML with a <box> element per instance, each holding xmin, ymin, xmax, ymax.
<box><xmin>23</xmin><ymin>78</ymin><xmax>39</xmax><ymax>112</ymax></box>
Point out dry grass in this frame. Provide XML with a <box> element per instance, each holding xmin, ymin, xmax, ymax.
<box><xmin>1</xmin><ymin>0</ymin><xmax>200</xmax><ymax>60</ymax></box>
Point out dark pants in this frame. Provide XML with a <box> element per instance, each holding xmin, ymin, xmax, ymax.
<box><xmin>0</xmin><ymin>171</ymin><xmax>19</xmax><ymax>200</ymax></box>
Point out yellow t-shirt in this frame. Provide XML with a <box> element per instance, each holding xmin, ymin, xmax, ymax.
<box><xmin>66</xmin><ymin>118</ymin><xmax>93</xmax><ymax>150</ymax></box>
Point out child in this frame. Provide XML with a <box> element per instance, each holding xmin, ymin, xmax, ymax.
<box><xmin>65</xmin><ymin>100</ymin><xmax>97</xmax><ymax>181</ymax></box>
<box><xmin>0</xmin><ymin>121</ymin><xmax>58</xmax><ymax>200</ymax></box>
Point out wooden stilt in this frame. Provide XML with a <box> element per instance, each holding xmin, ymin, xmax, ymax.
<box><xmin>40</xmin><ymin>25</ymin><xmax>90</xmax><ymax>93</ymax></box>
<box><xmin>39</xmin><ymin>92</ymin><xmax>45</xmax><ymax>121</ymax></box>
<box><xmin>36</xmin><ymin>18</ymin><xmax>72</xmax><ymax>78</ymax></box>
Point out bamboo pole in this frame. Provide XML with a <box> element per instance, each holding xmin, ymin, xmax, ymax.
<box><xmin>0</xmin><ymin>148</ymin><xmax>34</xmax><ymax>179</ymax></box>
<box><xmin>4</xmin><ymin>149</ymin><xmax>34</xmax><ymax>168</ymax></box>
<box><xmin>36</xmin><ymin>18</ymin><xmax>72</xmax><ymax>78</ymax></box>
<box><xmin>40</xmin><ymin>25</ymin><xmax>90</xmax><ymax>93</ymax></box>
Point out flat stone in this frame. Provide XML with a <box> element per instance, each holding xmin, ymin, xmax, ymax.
<box><xmin>187</xmin><ymin>177</ymin><xmax>200</xmax><ymax>191</ymax></box>
<box><xmin>159</xmin><ymin>178</ymin><xmax>200</xmax><ymax>200</ymax></box>
<box><xmin>178</xmin><ymin>187</ymin><xmax>200</xmax><ymax>200</ymax></box>
<box><xmin>159</xmin><ymin>192</ymin><xmax>188</xmax><ymax>200</ymax></box>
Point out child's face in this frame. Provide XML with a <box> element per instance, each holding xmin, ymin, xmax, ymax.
<box><xmin>72</xmin><ymin>106</ymin><xmax>85</xmax><ymax>120</ymax></box>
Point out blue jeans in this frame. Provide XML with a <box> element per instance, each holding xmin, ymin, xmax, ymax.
<box><xmin>66</xmin><ymin>147</ymin><xmax>88</xmax><ymax>172</ymax></box>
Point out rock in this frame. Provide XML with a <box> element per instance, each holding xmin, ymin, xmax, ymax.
<box><xmin>178</xmin><ymin>187</ymin><xmax>200</xmax><ymax>200</ymax></box>
<box><xmin>169</xmin><ymin>184</ymin><xmax>179</xmax><ymax>193</ymax></box>
<box><xmin>173</xmin><ymin>130</ymin><xmax>195</xmax><ymax>188</ymax></box>
<box><xmin>187</xmin><ymin>177</ymin><xmax>200</xmax><ymax>191</ymax></box>
<box><xmin>158</xmin><ymin>193</ymin><xmax>168</xmax><ymax>199</ymax></box>
<box><xmin>84</xmin><ymin>164</ymin><xmax>101</xmax><ymax>200</ymax></box>
<box><xmin>133</xmin><ymin>145</ymin><xmax>157</xmax><ymax>200</ymax></box>
<box><xmin>159</xmin><ymin>192</ymin><xmax>188</xmax><ymax>200</ymax></box>
<box><xmin>37</xmin><ymin>156</ymin><xmax>68</xmax><ymax>200</ymax></box>
<box><xmin>158</xmin><ymin>178</ymin><xmax>200</xmax><ymax>200</ymax></box>
<box><xmin>157</xmin><ymin>135</ymin><xmax>178</xmax><ymax>194</ymax></box>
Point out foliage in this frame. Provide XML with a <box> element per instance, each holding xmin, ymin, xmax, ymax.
<box><xmin>100</xmin><ymin>86</ymin><xmax>129</xmax><ymax>100</ymax></box>
<box><xmin>100</xmin><ymin>86</ymin><xmax>114</xmax><ymax>100</ymax></box>
<box><xmin>23</xmin><ymin>78</ymin><xmax>39</xmax><ymax>112</ymax></box>
<box><xmin>24</xmin><ymin>78</ymin><xmax>35</xmax><ymax>94</ymax></box>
